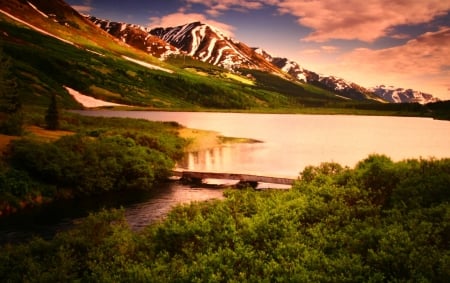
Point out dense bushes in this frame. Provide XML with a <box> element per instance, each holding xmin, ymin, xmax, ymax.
<box><xmin>1</xmin><ymin>155</ymin><xmax>449</xmax><ymax>282</ymax></box>
<box><xmin>9</xmin><ymin>135</ymin><xmax>174</xmax><ymax>195</ymax></box>
<box><xmin>0</xmin><ymin>114</ymin><xmax>186</xmax><ymax>213</ymax></box>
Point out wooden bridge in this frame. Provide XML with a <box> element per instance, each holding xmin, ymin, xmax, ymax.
<box><xmin>172</xmin><ymin>169</ymin><xmax>296</xmax><ymax>187</ymax></box>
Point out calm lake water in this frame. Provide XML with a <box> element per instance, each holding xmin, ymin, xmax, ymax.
<box><xmin>75</xmin><ymin>111</ymin><xmax>450</xmax><ymax>177</ymax></box>
<box><xmin>1</xmin><ymin>112</ymin><xmax>449</xmax><ymax>243</ymax></box>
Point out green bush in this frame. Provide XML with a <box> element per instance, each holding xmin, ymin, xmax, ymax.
<box><xmin>9</xmin><ymin>134</ymin><xmax>174</xmax><ymax>195</ymax></box>
<box><xmin>1</xmin><ymin>156</ymin><xmax>449</xmax><ymax>282</ymax></box>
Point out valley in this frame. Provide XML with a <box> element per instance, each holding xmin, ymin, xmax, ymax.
<box><xmin>0</xmin><ymin>1</ymin><xmax>449</xmax><ymax>282</ymax></box>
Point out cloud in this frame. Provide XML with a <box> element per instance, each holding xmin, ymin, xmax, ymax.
<box><xmin>275</xmin><ymin>0</ymin><xmax>450</xmax><ymax>42</ymax></box>
<box><xmin>185</xmin><ymin>0</ymin><xmax>265</xmax><ymax>16</ymax></box>
<box><xmin>321</xmin><ymin>45</ymin><xmax>339</xmax><ymax>53</ymax></box>
<box><xmin>341</xmin><ymin>27</ymin><xmax>450</xmax><ymax>76</ymax></box>
<box><xmin>186</xmin><ymin>0</ymin><xmax>450</xmax><ymax>42</ymax></box>
<box><xmin>333</xmin><ymin>26</ymin><xmax>450</xmax><ymax>98</ymax></box>
<box><xmin>301</xmin><ymin>45</ymin><xmax>339</xmax><ymax>55</ymax></box>
<box><xmin>70</xmin><ymin>0</ymin><xmax>92</xmax><ymax>13</ymax></box>
<box><xmin>148</xmin><ymin>12</ymin><xmax>235</xmax><ymax>37</ymax></box>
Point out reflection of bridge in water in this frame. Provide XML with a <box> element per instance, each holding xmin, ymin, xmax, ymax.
<box><xmin>172</xmin><ymin>169</ymin><xmax>297</xmax><ymax>187</ymax></box>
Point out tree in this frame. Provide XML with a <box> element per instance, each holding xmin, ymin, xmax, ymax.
<box><xmin>0</xmin><ymin>48</ymin><xmax>23</xmax><ymax>135</ymax></box>
<box><xmin>45</xmin><ymin>94</ymin><xmax>59</xmax><ymax>130</ymax></box>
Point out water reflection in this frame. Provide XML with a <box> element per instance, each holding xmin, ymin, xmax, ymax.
<box><xmin>177</xmin><ymin>143</ymin><xmax>267</xmax><ymax>174</ymax></box>
<box><xmin>125</xmin><ymin>183</ymin><xmax>224</xmax><ymax>230</ymax></box>
<box><xmin>0</xmin><ymin>183</ymin><xmax>225</xmax><ymax>244</ymax></box>
<box><xmin>179</xmin><ymin>145</ymin><xmax>232</xmax><ymax>172</ymax></box>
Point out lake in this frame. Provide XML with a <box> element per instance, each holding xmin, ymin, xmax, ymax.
<box><xmin>74</xmin><ymin>111</ymin><xmax>450</xmax><ymax>177</ymax></box>
<box><xmin>1</xmin><ymin>112</ymin><xmax>449</xmax><ymax>243</ymax></box>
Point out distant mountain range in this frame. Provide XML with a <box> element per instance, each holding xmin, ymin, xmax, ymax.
<box><xmin>370</xmin><ymin>86</ymin><xmax>439</xmax><ymax>104</ymax></box>
<box><xmin>89</xmin><ymin>17</ymin><xmax>439</xmax><ymax>104</ymax></box>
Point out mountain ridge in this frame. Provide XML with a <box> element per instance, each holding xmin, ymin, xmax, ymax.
<box><xmin>88</xmin><ymin>16</ymin><xmax>439</xmax><ymax>104</ymax></box>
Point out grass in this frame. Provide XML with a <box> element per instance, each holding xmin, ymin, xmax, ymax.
<box><xmin>0</xmin><ymin>126</ymin><xmax>73</xmax><ymax>153</ymax></box>
<box><xmin>25</xmin><ymin>126</ymin><xmax>74</xmax><ymax>142</ymax></box>
<box><xmin>225</xmin><ymin>73</ymin><xmax>255</xmax><ymax>85</ymax></box>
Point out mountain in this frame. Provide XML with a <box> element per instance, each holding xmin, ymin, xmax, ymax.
<box><xmin>90</xmin><ymin>18</ymin><xmax>283</xmax><ymax>75</ymax></box>
<box><xmin>88</xmin><ymin>16</ymin><xmax>179</xmax><ymax>59</ymax></box>
<box><xmin>370</xmin><ymin>85</ymin><xmax>439</xmax><ymax>104</ymax></box>
<box><xmin>149</xmin><ymin>22</ymin><xmax>281</xmax><ymax>73</ymax></box>
<box><xmin>269</xmin><ymin>57</ymin><xmax>385</xmax><ymax>101</ymax></box>
<box><xmin>89</xmin><ymin>17</ymin><xmax>384</xmax><ymax>101</ymax></box>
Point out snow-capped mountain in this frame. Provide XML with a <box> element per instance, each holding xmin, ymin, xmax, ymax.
<box><xmin>89</xmin><ymin>18</ymin><xmax>283</xmax><ymax>74</ymax></box>
<box><xmin>149</xmin><ymin>22</ymin><xmax>281</xmax><ymax>73</ymax></box>
<box><xmin>270</xmin><ymin>57</ymin><xmax>383</xmax><ymax>101</ymax></box>
<box><xmin>87</xmin><ymin>16</ymin><xmax>440</xmax><ymax>103</ymax></box>
<box><xmin>370</xmin><ymin>86</ymin><xmax>440</xmax><ymax>104</ymax></box>
<box><xmin>88</xmin><ymin>16</ymin><xmax>179</xmax><ymax>58</ymax></box>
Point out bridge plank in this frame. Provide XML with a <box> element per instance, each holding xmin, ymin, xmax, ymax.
<box><xmin>173</xmin><ymin>170</ymin><xmax>296</xmax><ymax>185</ymax></box>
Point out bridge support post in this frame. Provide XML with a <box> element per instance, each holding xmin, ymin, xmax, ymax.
<box><xmin>236</xmin><ymin>180</ymin><xmax>258</xmax><ymax>189</ymax></box>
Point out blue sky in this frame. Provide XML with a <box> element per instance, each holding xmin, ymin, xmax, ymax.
<box><xmin>67</xmin><ymin>0</ymin><xmax>450</xmax><ymax>99</ymax></box>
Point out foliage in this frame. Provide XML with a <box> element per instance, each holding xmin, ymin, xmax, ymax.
<box><xmin>0</xmin><ymin>112</ymin><xmax>186</xmax><ymax>212</ymax></box>
<box><xmin>1</xmin><ymin>155</ymin><xmax>449</xmax><ymax>282</ymax></box>
<box><xmin>0</xmin><ymin>47</ymin><xmax>23</xmax><ymax>135</ymax></box>
<box><xmin>9</xmin><ymin>134</ymin><xmax>172</xmax><ymax>195</ymax></box>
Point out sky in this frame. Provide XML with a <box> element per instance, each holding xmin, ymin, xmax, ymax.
<box><xmin>67</xmin><ymin>0</ymin><xmax>450</xmax><ymax>100</ymax></box>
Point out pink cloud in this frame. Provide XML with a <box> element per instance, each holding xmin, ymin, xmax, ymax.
<box><xmin>148</xmin><ymin>12</ymin><xmax>235</xmax><ymax>37</ymax></box>
<box><xmin>71</xmin><ymin>5</ymin><xmax>92</xmax><ymax>13</ymax></box>
<box><xmin>185</xmin><ymin>0</ymin><xmax>264</xmax><ymax>16</ymax></box>
<box><xmin>321</xmin><ymin>45</ymin><xmax>339</xmax><ymax>53</ymax></box>
<box><xmin>185</xmin><ymin>0</ymin><xmax>450</xmax><ymax>43</ymax></box>
<box><xmin>341</xmin><ymin>27</ymin><xmax>450</xmax><ymax>76</ymax></box>
<box><xmin>332</xmin><ymin>27</ymin><xmax>450</xmax><ymax>98</ymax></box>
<box><xmin>71</xmin><ymin>0</ymin><xmax>92</xmax><ymax>13</ymax></box>
<box><xmin>275</xmin><ymin>0</ymin><xmax>450</xmax><ymax>42</ymax></box>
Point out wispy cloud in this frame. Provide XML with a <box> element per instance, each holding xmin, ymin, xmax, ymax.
<box><xmin>185</xmin><ymin>0</ymin><xmax>450</xmax><ymax>42</ymax></box>
<box><xmin>301</xmin><ymin>45</ymin><xmax>339</xmax><ymax>55</ymax></box>
<box><xmin>71</xmin><ymin>0</ymin><xmax>92</xmax><ymax>13</ymax></box>
<box><xmin>331</xmin><ymin>26</ymin><xmax>450</xmax><ymax>97</ymax></box>
<box><xmin>276</xmin><ymin>0</ymin><xmax>450</xmax><ymax>42</ymax></box>
<box><xmin>320</xmin><ymin>45</ymin><xmax>339</xmax><ymax>53</ymax></box>
<box><xmin>341</xmin><ymin>27</ymin><xmax>450</xmax><ymax>77</ymax></box>
<box><xmin>185</xmin><ymin>0</ymin><xmax>265</xmax><ymax>16</ymax></box>
<box><xmin>148</xmin><ymin>12</ymin><xmax>235</xmax><ymax>37</ymax></box>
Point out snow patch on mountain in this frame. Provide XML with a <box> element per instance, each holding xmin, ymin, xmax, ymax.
<box><xmin>122</xmin><ymin>56</ymin><xmax>173</xmax><ymax>73</ymax></box>
<box><xmin>0</xmin><ymin>9</ymin><xmax>75</xmax><ymax>46</ymax></box>
<box><xmin>65</xmin><ymin>86</ymin><xmax>128</xmax><ymax>108</ymax></box>
<box><xmin>27</xmin><ymin>1</ymin><xmax>48</xmax><ymax>18</ymax></box>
